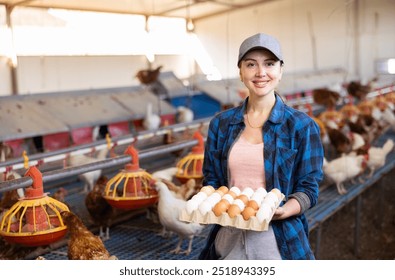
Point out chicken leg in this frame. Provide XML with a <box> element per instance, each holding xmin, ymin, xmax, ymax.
<box><xmin>170</xmin><ymin>236</ymin><xmax>194</xmax><ymax>256</ymax></box>
<box><xmin>336</xmin><ymin>183</ymin><xmax>347</xmax><ymax>195</ymax></box>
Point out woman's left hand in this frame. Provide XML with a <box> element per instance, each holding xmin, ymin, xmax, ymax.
<box><xmin>271</xmin><ymin>198</ymin><xmax>301</xmax><ymax>220</ymax></box>
<box><xmin>272</xmin><ymin>207</ymin><xmax>286</xmax><ymax>220</ymax></box>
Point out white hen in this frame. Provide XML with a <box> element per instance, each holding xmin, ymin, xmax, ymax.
<box><xmin>142</xmin><ymin>102</ymin><xmax>161</xmax><ymax>130</ymax></box>
<box><xmin>366</xmin><ymin>139</ymin><xmax>394</xmax><ymax>177</ymax></box>
<box><xmin>151</xmin><ymin>167</ymin><xmax>180</xmax><ymax>182</ymax></box>
<box><xmin>176</xmin><ymin>106</ymin><xmax>194</xmax><ymax>123</ymax></box>
<box><xmin>372</xmin><ymin>107</ymin><xmax>395</xmax><ymax>130</ymax></box>
<box><xmin>155</xmin><ymin>181</ymin><xmax>204</xmax><ymax>255</ymax></box>
<box><xmin>67</xmin><ymin>148</ymin><xmax>108</xmax><ymax>193</ymax></box>
<box><xmin>323</xmin><ymin>154</ymin><xmax>367</xmax><ymax>195</ymax></box>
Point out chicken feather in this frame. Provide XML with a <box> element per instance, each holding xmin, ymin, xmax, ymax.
<box><xmin>155</xmin><ymin>181</ymin><xmax>204</xmax><ymax>255</ymax></box>
<box><xmin>85</xmin><ymin>175</ymin><xmax>114</xmax><ymax>240</ymax></box>
<box><xmin>323</xmin><ymin>154</ymin><xmax>367</xmax><ymax>195</ymax></box>
<box><xmin>366</xmin><ymin>139</ymin><xmax>394</xmax><ymax>177</ymax></box>
<box><xmin>60</xmin><ymin>211</ymin><xmax>117</xmax><ymax>260</ymax></box>
<box><xmin>67</xmin><ymin>148</ymin><xmax>108</xmax><ymax>193</ymax></box>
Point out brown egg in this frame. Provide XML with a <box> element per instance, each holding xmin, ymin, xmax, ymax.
<box><xmin>227</xmin><ymin>204</ymin><xmax>241</xmax><ymax>218</ymax></box>
<box><xmin>241</xmin><ymin>206</ymin><xmax>256</xmax><ymax>221</ymax></box>
<box><xmin>218</xmin><ymin>186</ymin><xmax>229</xmax><ymax>194</ymax></box>
<box><xmin>246</xmin><ymin>200</ymin><xmax>259</xmax><ymax>210</ymax></box>
<box><xmin>227</xmin><ymin>191</ymin><xmax>237</xmax><ymax>199</ymax></box>
<box><xmin>236</xmin><ymin>194</ymin><xmax>249</xmax><ymax>205</ymax></box>
<box><xmin>213</xmin><ymin>199</ymin><xmax>230</xmax><ymax>217</ymax></box>
<box><xmin>214</xmin><ymin>190</ymin><xmax>224</xmax><ymax>196</ymax></box>
<box><xmin>200</xmin><ymin>186</ymin><xmax>215</xmax><ymax>196</ymax></box>
<box><xmin>215</xmin><ymin>186</ymin><xmax>229</xmax><ymax>196</ymax></box>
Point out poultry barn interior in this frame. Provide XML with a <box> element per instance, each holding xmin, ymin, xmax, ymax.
<box><xmin>0</xmin><ymin>0</ymin><xmax>395</xmax><ymax>268</ymax></box>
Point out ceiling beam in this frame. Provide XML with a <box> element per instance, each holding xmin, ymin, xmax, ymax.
<box><xmin>194</xmin><ymin>0</ymin><xmax>277</xmax><ymax>21</ymax></box>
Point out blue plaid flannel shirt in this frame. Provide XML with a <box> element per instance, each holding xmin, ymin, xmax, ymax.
<box><xmin>200</xmin><ymin>94</ymin><xmax>324</xmax><ymax>260</ymax></box>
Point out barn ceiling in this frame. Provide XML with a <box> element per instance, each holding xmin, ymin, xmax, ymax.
<box><xmin>0</xmin><ymin>0</ymin><xmax>275</xmax><ymax>21</ymax></box>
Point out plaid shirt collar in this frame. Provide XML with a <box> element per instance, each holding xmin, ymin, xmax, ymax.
<box><xmin>229</xmin><ymin>93</ymin><xmax>285</xmax><ymax>126</ymax></box>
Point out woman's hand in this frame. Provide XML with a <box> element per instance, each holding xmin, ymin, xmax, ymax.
<box><xmin>271</xmin><ymin>198</ymin><xmax>301</xmax><ymax>220</ymax></box>
<box><xmin>272</xmin><ymin>207</ymin><xmax>286</xmax><ymax>220</ymax></box>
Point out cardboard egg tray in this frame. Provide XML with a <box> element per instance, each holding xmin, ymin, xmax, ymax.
<box><xmin>179</xmin><ymin>194</ymin><xmax>284</xmax><ymax>232</ymax></box>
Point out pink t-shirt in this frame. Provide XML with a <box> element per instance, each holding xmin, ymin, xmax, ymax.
<box><xmin>228</xmin><ymin>136</ymin><xmax>266</xmax><ymax>190</ymax></box>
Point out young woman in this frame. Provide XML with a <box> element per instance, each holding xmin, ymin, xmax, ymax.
<box><xmin>199</xmin><ymin>33</ymin><xmax>324</xmax><ymax>260</ymax></box>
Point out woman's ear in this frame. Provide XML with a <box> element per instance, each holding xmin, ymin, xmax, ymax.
<box><xmin>278</xmin><ymin>65</ymin><xmax>284</xmax><ymax>80</ymax></box>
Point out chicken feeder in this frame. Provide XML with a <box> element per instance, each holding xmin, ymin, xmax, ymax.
<box><xmin>103</xmin><ymin>145</ymin><xmax>158</xmax><ymax>210</ymax></box>
<box><xmin>175</xmin><ymin>130</ymin><xmax>204</xmax><ymax>184</ymax></box>
<box><xmin>0</xmin><ymin>166</ymin><xmax>69</xmax><ymax>247</ymax></box>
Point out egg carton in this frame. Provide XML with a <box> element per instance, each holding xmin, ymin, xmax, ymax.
<box><xmin>179</xmin><ymin>194</ymin><xmax>284</xmax><ymax>232</ymax></box>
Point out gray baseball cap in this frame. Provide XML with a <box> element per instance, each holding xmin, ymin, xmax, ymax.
<box><xmin>237</xmin><ymin>33</ymin><xmax>283</xmax><ymax>67</ymax></box>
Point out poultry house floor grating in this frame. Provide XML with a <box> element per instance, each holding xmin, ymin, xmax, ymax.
<box><xmin>36</xmin><ymin>188</ymin><xmax>214</xmax><ymax>260</ymax></box>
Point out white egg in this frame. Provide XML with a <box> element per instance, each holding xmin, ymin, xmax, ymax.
<box><xmin>232</xmin><ymin>199</ymin><xmax>246</xmax><ymax>211</ymax></box>
<box><xmin>198</xmin><ymin>200</ymin><xmax>213</xmax><ymax>215</ymax></box>
<box><xmin>256</xmin><ymin>203</ymin><xmax>272</xmax><ymax>223</ymax></box>
<box><xmin>251</xmin><ymin>192</ymin><xmax>264</xmax><ymax>205</ymax></box>
<box><xmin>229</xmin><ymin>186</ymin><xmax>241</xmax><ymax>196</ymax></box>
<box><xmin>265</xmin><ymin>192</ymin><xmax>279</xmax><ymax>205</ymax></box>
<box><xmin>206</xmin><ymin>192</ymin><xmax>222</xmax><ymax>204</ymax></box>
<box><xmin>222</xmin><ymin>194</ymin><xmax>234</xmax><ymax>204</ymax></box>
<box><xmin>270</xmin><ymin>188</ymin><xmax>283</xmax><ymax>200</ymax></box>
<box><xmin>186</xmin><ymin>199</ymin><xmax>199</xmax><ymax>214</ymax></box>
<box><xmin>262</xmin><ymin>196</ymin><xmax>276</xmax><ymax>210</ymax></box>
<box><xmin>241</xmin><ymin>187</ymin><xmax>254</xmax><ymax>198</ymax></box>
<box><xmin>255</xmin><ymin>187</ymin><xmax>268</xmax><ymax>197</ymax></box>
<box><xmin>192</xmin><ymin>192</ymin><xmax>207</xmax><ymax>203</ymax></box>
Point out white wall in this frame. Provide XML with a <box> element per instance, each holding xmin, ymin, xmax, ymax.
<box><xmin>195</xmin><ymin>0</ymin><xmax>395</xmax><ymax>83</ymax></box>
<box><xmin>13</xmin><ymin>55</ymin><xmax>193</xmax><ymax>94</ymax></box>
<box><xmin>0</xmin><ymin>57</ymin><xmax>12</xmax><ymax>94</ymax></box>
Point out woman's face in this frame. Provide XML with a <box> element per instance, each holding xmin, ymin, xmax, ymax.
<box><xmin>239</xmin><ymin>49</ymin><xmax>283</xmax><ymax>98</ymax></box>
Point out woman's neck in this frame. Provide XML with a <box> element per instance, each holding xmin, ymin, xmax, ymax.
<box><xmin>247</xmin><ymin>93</ymin><xmax>276</xmax><ymax>115</ymax></box>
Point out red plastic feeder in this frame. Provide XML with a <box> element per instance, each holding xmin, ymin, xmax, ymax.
<box><xmin>0</xmin><ymin>166</ymin><xmax>69</xmax><ymax>247</ymax></box>
<box><xmin>103</xmin><ymin>145</ymin><xmax>158</xmax><ymax>210</ymax></box>
<box><xmin>175</xmin><ymin>130</ymin><xmax>204</xmax><ymax>184</ymax></box>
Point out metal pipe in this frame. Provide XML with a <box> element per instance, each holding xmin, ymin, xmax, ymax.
<box><xmin>0</xmin><ymin>138</ymin><xmax>198</xmax><ymax>193</ymax></box>
<box><xmin>0</xmin><ymin>117</ymin><xmax>210</xmax><ymax>169</ymax></box>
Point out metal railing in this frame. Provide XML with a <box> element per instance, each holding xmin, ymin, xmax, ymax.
<box><xmin>0</xmin><ymin>117</ymin><xmax>211</xmax><ymax>173</ymax></box>
<box><xmin>0</xmin><ymin>138</ymin><xmax>200</xmax><ymax>193</ymax></box>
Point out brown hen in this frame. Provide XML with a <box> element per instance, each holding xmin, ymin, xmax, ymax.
<box><xmin>85</xmin><ymin>175</ymin><xmax>114</xmax><ymax>240</ymax></box>
<box><xmin>326</xmin><ymin>127</ymin><xmax>352</xmax><ymax>155</ymax></box>
<box><xmin>60</xmin><ymin>211</ymin><xmax>117</xmax><ymax>260</ymax></box>
<box><xmin>312</xmin><ymin>88</ymin><xmax>341</xmax><ymax>110</ymax></box>
<box><xmin>0</xmin><ymin>173</ymin><xmax>22</xmax><ymax>211</ymax></box>
<box><xmin>160</xmin><ymin>178</ymin><xmax>199</xmax><ymax>201</ymax></box>
<box><xmin>346</xmin><ymin>80</ymin><xmax>373</xmax><ymax>101</ymax></box>
<box><xmin>136</xmin><ymin>66</ymin><xmax>162</xmax><ymax>85</ymax></box>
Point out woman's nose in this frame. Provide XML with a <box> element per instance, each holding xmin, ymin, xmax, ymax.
<box><xmin>256</xmin><ymin>65</ymin><xmax>266</xmax><ymax>77</ymax></box>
